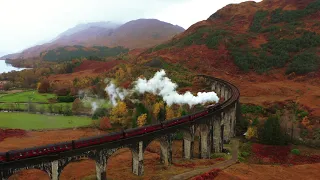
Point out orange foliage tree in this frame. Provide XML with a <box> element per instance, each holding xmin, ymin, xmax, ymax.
<box><xmin>37</xmin><ymin>79</ymin><xmax>51</xmax><ymax>93</ymax></box>
<box><xmin>110</xmin><ymin>101</ymin><xmax>130</xmax><ymax>125</ymax></box>
<box><xmin>166</xmin><ymin>105</ymin><xmax>175</xmax><ymax>120</ymax></box>
<box><xmin>153</xmin><ymin>101</ymin><xmax>164</xmax><ymax>121</ymax></box>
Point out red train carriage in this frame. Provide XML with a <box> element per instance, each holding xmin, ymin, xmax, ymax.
<box><xmin>74</xmin><ymin>132</ymin><xmax>124</xmax><ymax>149</ymax></box>
<box><xmin>144</xmin><ymin>123</ymin><xmax>163</xmax><ymax>133</ymax></box>
<box><xmin>124</xmin><ymin>127</ymin><xmax>146</xmax><ymax>137</ymax></box>
<box><xmin>190</xmin><ymin>110</ymin><xmax>209</xmax><ymax>121</ymax></box>
<box><xmin>162</xmin><ymin>115</ymin><xmax>190</xmax><ymax>128</ymax></box>
<box><xmin>0</xmin><ymin>152</ymin><xmax>7</xmax><ymax>162</ymax></box>
<box><xmin>7</xmin><ymin>142</ymin><xmax>72</xmax><ymax>161</ymax></box>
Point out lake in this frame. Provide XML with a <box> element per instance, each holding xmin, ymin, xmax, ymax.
<box><xmin>0</xmin><ymin>60</ymin><xmax>27</xmax><ymax>74</ymax></box>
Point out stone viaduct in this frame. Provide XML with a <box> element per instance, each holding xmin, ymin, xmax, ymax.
<box><xmin>0</xmin><ymin>75</ymin><xmax>240</xmax><ymax>180</ymax></box>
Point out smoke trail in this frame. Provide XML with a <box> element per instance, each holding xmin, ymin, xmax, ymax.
<box><xmin>104</xmin><ymin>81</ymin><xmax>128</xmax><ymax>106</ymax></box>
<box><xmin>134</xmin><ymin>69</ymin><xmax>219</xmax><ymax>107</ymax></box>
<box><xmin>79</xmin><ymin>90</ymin><xmax>106</xmax><ymax>113</ymax></box>
<box><xmin>104</xmin><ymin>69</ymin><xmax>219</xmax><ymax>107</ymax></box>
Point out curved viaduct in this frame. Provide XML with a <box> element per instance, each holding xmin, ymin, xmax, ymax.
<box><xmin>0</xmin><ymin>75</ymin><xmax>240</xmax><ymax>180</ymax></box>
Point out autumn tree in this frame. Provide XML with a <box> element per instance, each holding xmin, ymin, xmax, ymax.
<box><xmin>137</xmin><ymin>113</ymin><xmax>147</xmax><ymax>127</ymax></box>
<box><xmin>245</xmin><ymin>126</ymin><xmax>258</xmax><ymax>140</ymax></box>
<box><xmin>37</xmin><ymin>79</ymin><xmax>51</xmax><ymax>93</ymax></box>
<box><xmin>115</xmin><ymin>67</ymin><xmax>125</xmax><ymax>82</ymax></box>
<box><xmin>72</xmin><ymin>98</ymin><xmax>84</xmax><ymax>115</ymax></box>
<box><xmin>153</xmin><ymin>101</ymin><xmax>164</xmax><ymax>122</ymax></box>
<box><xmin>166</xmin><ymin>105</ymin><xmax>175</xmax><ymax>120</ymax></box>
<box><xmin>133</xmin><ymin>103</ymin><xmax>150</xmax><ymax>127</ymax></box>
<box><xmin>110</xmin><ymin>101</ymin><xmax>130</xmax><ymax>126</ymax></box>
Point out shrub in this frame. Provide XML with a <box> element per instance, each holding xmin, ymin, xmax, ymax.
<box><xmin>63</xmin><ymin>104</ymin><xmax>73</xmax><ymax>116</ymax></box>
<box><xmin>270</xmin><ymin>1</ymin><xmax>320</xmax><ymax>23</ymax></box>
<box><xmin>92</xmin><ymin>108</ymin><xmax>107</xmax><ymax>120</ymax></box>
<box><xmin>57</xmin><ymin>95</ymin><xmax>76</xmax><ymax>103</ymax></box>
<box><xmin>286</xmin><ymin>52</ymin><xmax>320</xmax><ymax>75</ymax></box>
<box><xmin>250</xmin><ymin>10</ymin><xmax>268</xmax><ymax>32</ymax></box>
<box><xmin>261</xmin><ymin>25</ymin><xmax>281</xmax><ymax>33</ymax></box>
<box><xmin>238</xmin><ymin>142</ymin><xmax>252</xmax><ymax>162</ymax></box>
<box><xmin>231</xmin><ymin>50</ymin><xmax>256</xmax><ymax>72</ymax></box>
<box><xmin>241</xmin><ymin>104</ymin><xmax>264</xmax><ymax>115</ymax></box>
<box><xmin>259</xmin><ymin>115</ymin><xmax>287</xmax><ymax>145</ymax></box>
<box><xmin>291</xmin><ymin>149</ymin><xmax>300</xmax><ymax>155</ymax></box>
<box><xmin>252</xmin><ymin>118</ymin><xmax>259</xmax><ymax>126</ymax></box>
<box><xmin>205</xmin><ymin>30</ymin><xmax>229</xmax><ymax>49</ymax></box>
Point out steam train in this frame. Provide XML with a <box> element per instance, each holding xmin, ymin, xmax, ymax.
<box><xmin>0</xmin><ymin>103</ymin><xmax>222</xmax><ymax>163</ymax></box>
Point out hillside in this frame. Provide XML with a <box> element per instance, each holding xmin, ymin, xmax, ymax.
<box><xmin>143</xmin><ymin>0</ymin><xmax>320</xmax><ymax>75</ymax></box>
<box><xmin>40</xmin><ymin>45</ymin><xmax>128</xmax><ymax>62</ymax></box>
<box><xmin>2</xmin><ymin>19</ymin><xmax>184</xmax><ymax>59</ymax></box>
<box><xmin>136</xmin><ymin>0</ymin><xmax>320</xmax><ymax>123</ymax></box>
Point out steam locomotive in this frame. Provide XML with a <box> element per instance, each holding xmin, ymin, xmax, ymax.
<box><xmin>0</xmin><ymin>103</ymin><xmax>221</xmax><ymax>163</ymax></box>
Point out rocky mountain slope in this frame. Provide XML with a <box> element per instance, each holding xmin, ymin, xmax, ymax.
<box><xmin>2</xmin><ymin>19</ymin><xmax>184</xmax><ymax>59</ymax></box>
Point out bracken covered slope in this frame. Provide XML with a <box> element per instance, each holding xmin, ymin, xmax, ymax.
<box><xmin>136</xmin><ymin>0</ymin><xmax>320</xmax><ymax>117</ymax></box>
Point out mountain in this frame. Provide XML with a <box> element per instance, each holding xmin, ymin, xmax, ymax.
<box><xmin>1</xmin><ymin>52</ymin><xmax>20</xmax><ymax>60</ymax></box>
<box><xmin>137</xmin><ymin>0</ymin><xmax>320</xmax><ymax>117</ymax></box>
<box><xmin>51</xmin><ymin>21</ymin><xmax>119</xmax><ymax>41</ymax></box>
<box><xmin>1</xmin><ymin>19</ymin><xmax>184</xmax><ymax>59</ymax></box>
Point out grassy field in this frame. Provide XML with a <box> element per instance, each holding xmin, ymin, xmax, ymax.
<box><xmin>0</xmin><ymin>112</ymin><xmax>92</xmax><ymax>130</ymax></box>
<box><xmin>0</xmin><ymin>91</ymin><xmax>56</xmax><ymax>103</ymax></box>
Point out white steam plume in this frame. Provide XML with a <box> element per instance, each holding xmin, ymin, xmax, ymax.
<box><xmin>104</xmin><ymin>81</ymin><xmax>128</xmax><ymax>106</ymax></box>
<box><xmin>134</xmin><ymin>69</ymin><xmax>219</xmax><ymax>107</ymax></box>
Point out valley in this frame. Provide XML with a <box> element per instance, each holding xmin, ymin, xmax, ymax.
<box><xmin>1</xmin><ymin>0</ymin><xmax>320</xmax><ymax>179</ymax></box>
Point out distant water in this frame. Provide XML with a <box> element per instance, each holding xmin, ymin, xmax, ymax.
<box><xmin>0</xmin><ymin>60</ymin><xmax>27</xmax><ymax>74</ymax></box>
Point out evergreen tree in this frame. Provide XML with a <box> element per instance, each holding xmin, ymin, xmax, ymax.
<box><xmin>260</xmin><ymin>115</ymin><xmax>287</xmax><ymax>145</ymax></box>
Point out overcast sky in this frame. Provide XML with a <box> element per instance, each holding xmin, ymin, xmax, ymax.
<box><xmin>0</xmin><ymin>0</ymin><xmax>261</xmax><ymax>56</ymax></box>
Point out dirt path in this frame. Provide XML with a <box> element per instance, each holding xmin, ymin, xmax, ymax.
<box><xmin>169</xmin><ymin>139</ymin><xmax>239</xmax><ymax>180</ymax></box>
